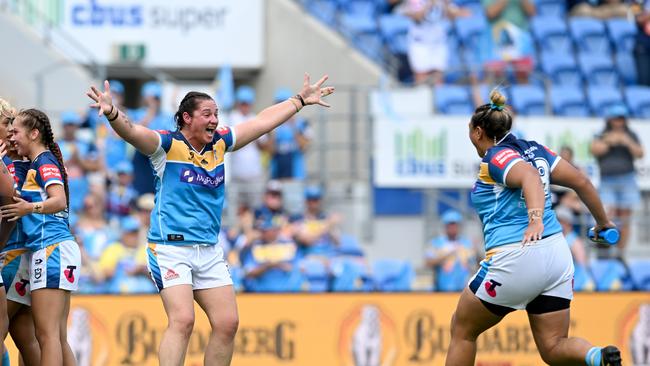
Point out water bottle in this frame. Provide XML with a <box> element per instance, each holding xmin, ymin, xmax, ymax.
<box><xmin>588</xmin><ymin>227</ymin><xmax>620</xmax><ymax>245</ymax></box>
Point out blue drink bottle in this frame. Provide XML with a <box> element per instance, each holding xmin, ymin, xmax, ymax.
<box><xmin>588</xmin><ymin>227</ymin><xmax>620</xmax><ymax>245</ymax></box>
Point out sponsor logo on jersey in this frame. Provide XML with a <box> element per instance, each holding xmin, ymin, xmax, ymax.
<box><xmin>491</xmin><ymin>149</ymin><xmax>520</xmax><ymax>169</ymax></box>
<box><xmin>180</xmin><ymin>168</ymin><xmax>224</xmax><ymax>188</ymax></box>
<box><xmin>39</xmin><ymin>164</ymin><xmax>62</xmax><ymax>180</ymax></box>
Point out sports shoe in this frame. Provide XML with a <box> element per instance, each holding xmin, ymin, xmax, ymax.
<box><xmin>601</xmin><ymin>345</ymin><xmax>622</xmax><ymax>366</ymax></box>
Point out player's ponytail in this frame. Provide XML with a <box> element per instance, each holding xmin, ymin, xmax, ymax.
<box><xmin>470</xmin><ymin>89</ymin><xmax>513</xmax><ymax>142</ymax></box>
<box><xmin>17</xmin><ymin>109</ymin><xmax>70</xmax><ymax>208</ymax></box>
<box><xmin>175</xmin><ymin>91</ymin><xmax>213</xmax><ymax>130</ymax></box>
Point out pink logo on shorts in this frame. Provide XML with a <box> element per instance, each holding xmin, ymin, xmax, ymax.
<box><xmin>15</xmin><ymin>279</ymin><xmax>28</xmax><ymax>296</ymax></box>
<box><xmin>164</xmin><ymin>269</ymin><xmax>180</xmax><ymax>281</ymax></box>
<box><xmin>485</xmin><ymin>279</ymin><xmax>502</xmax><ymax>298</ymax></box>
<box><xmin>64</xmin><ymin>266</ymin><xmax>77</xmax><ymax>283</ymax></box>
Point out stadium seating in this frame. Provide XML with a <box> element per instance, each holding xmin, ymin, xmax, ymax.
<box><xmin>590</xmin><ymin>259</ymin><xmax>634</xmax><ymax>291</ymax></box>
<box><xmin>624</xmin><ymin>86</ymin><xmax>650</xmax><ymax>118</ymax></box>
<box><xmin>510</xmin><ymin>84</ymin><xmax>547</xmax><ymax>115</ymax></box>
<box><xmin>628</xmin><ymin>259</ymin><xmax>650</xmax><ymax>290</ymax></box>
<box><xmin>372</xmin><ymin>259</ymin><xmax>415</xmax><ymax>291</ymax></box>
<box><xmin>578</xmin><ymin>52</ymin><xmax>619</xmax><ymax>87</ymax></box>
<box><xmin>306</xmin><ymin>0</ymin><xmax>338</xmax><ymax>27</ymax></box>
<box><xmin>573</xmin><ymin>264</ymin><xmax>595</xmax><ymax>291</ymax></box>
<box><xmin>550</xmin><ymin>85</ymin><xmax>590</xmax><ymax>116</ymax></box>
<box><xmin>569</xmin><ymin>17</ymin><xmax>611</xmax><ymax>54</ymax></box>
<box><xmin>378</xmin><ymin>14</ymin><xmax>411</xmax><ymax>54</ymax></box>
<box><xmin>434</xmin><ymin>85</ymin><xmax>473</xmax><ymax>114</ymax></box>
<box><xmin>534</xmin><ymin>0</ymin><xmax>567</xmax><ymax>17</ymax></box>
<box><xmin>337</xmin><ymin>234</ymin><xmax>365</xmax><ymax>257</ymax></box>
<box><xmin>615</xmin><ymin>52</ymin><xmax>638</xmax><ymax>86</ymax></box>
<box><xmin>587</xmin><ymin>85</ymin><xmax>624</xmax><ymax>116</ymax></box>
<box><xmin>300</xmin><ymin>258</ymin><xmax>330</xmax><ymax>292</ymax></box>
<box><xmin>340</xmin><ymin>0</ymin><xmax>378</xmax><ymax>17</ymax></box>
<box><xmin>605</xmin><ymin>18</ymin><xmax>637</xmax><ymax>54</ymax></box>
<box><xmin>455</xmin><ymin>14</ymin><xmax>488</xmax><ymax>50</ymax></box>
<box><xmin>531</xmin><ymin>16</ymin><xmax>572</xmax><ymax>54</ymax></box>
<box><xmin>330</xmin><ymin>258</ymin><xmax>374</xmax><ymax>292</ymax></box>
<box><xmin>540</xmin><ymin>51</ymin><xmax>581</xmax><ymax>86</ymax></box>
<box><xmin>339</xmin><ymin>14</ymin><xmax>383</xmax><ymax>62</ymax></box>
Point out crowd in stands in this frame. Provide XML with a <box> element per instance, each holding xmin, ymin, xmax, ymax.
<box><xmin>300</xmin><ymin>0</ymin><xmax>650</xmax><ymax>117</ymax></box>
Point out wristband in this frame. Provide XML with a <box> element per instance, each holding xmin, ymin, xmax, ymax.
<box><xmin>104</xmin><ymin>105</ymin><xmax>114</xmax><ymax>117</ymax></box>
<box><xmin>288</xmin><ymin>98</ymin><xmax>301</xmax><ymax>113</ymax></box>
<box><xmin>107</xmin><ymin>108</ymin><xmax>119</xmax><ymax>122</ymax></box>
<box><xmin>294</xmin><ymin>94</ymin><xmax>306</xmax><ymax>106</ymax></box>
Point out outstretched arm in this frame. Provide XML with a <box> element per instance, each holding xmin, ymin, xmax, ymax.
<box><xmin>86</xmin><ymin>80</ymin><xmax>160</xmax><ymax>156</ymax></box>
<box><xmin>232</xmin><ymin>74</ymin><xmax>334</xmax><ymax>151</ymax></box>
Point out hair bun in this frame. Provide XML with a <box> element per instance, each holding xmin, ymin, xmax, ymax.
<box><xmin>489</xmin><ymin>90</ymin><xmax>507</xmax><ymax>108</ymax></box>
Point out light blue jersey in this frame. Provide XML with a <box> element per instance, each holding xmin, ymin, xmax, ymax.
<box><xmin>147</xmin><ymin>127</ymin><xmax>236</xmax><ymax>245</ymax></box>
<box><xmin>470</xmin><ymin>134</ymin><xmax>562</xmax><ymax>250</ymax></box>
<box><xmin>4</xmin><ymin>159</ymin><xmax>29</xmax><ymax>251</ymax></box>
<box><xmin>20</xmin><ymin>152</ymin><xmax>74</xmax><ymax>251</ymax></box>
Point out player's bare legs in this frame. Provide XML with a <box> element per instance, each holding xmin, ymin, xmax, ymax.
<box><xmin>194</xmin><ymin>286</ymin><xmax>239</xmax><ymax>366</ymax></box>
<box><xmin>8</xmin><ymin>303</ymin><xmax>41</xmax><ymax>366</ymax></box>
<box><xmin>60</xmin><ymin>292</ymin><xmax>75</xmax><ymax>366</ymax></box>
<box><xmin>32</xmin><ymin>289</ymin><xmax>69</xmax><ymax>366</ymax></box>
<box><xmin>159</xmin><ymin>285</ymin><xmax>195</xmax><ymax>366</ymax></box>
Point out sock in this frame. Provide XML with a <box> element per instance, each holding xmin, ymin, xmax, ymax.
<box><xmin>585</xmin><ymin>347</ymin><xmax>602</xmax><ymax>366</ymax></box>
<box><xmin>2</xmin><ymin>349</ymin><xmax>10</xmax><ymax>366</ymax></box>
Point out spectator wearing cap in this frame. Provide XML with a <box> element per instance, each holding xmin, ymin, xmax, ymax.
<box><xmin>132</xmin><ymin>81</ymin><xmax>175</xmax><ymax>195</ymax></box>
<box><xmin>106</xmin><ymin>160</ymin><xmax>139</xmax><ymax>223</ymax></box>
<box><xmin>590</xmin><ymin>105</ymin><xmax>644</xmax><ymax>259</ymax></box>
<box><xmin>241</xmin><ymin>219</ymin><xmax>303</xmax><ymax>292</ymax></box>
<box><xmin>425</xmin><ymin>210</ymin><xmax>477</xmax><ymax>291</ymax></box>
<box><xmin>96</xmin><ymin>216</ymin><xmax>156</xmax><ymax>294</ymax></box>
<box><xmin>292</xmin><ymin>186</ymin><xmax>342</xmax><ymax>261</ymax></box>
<box><xmin>267</xmin><ymin>88</ymin><xmax>313</xmax><ymax>181</ymax></box>
<box><xmin>226</xmin><ymin>86</ymin><xmax>268</xmax><ymax>214</ymax></box>
<box><xmin>58</xmin><ymin>110</ymin><xmax>100</xmax><ymax>213</ymax></box>
<box><xmin>254</xmin><ymin>180</ymin><xmax>290</xmax><ymax>231</ymax></box>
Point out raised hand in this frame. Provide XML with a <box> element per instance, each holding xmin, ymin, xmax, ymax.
<box><xmin>86</xmin><ymin>80</ymin><xmax>115</xmax><ymax>117</ymax></box>
<box><xmin>298</xmin><ymin>73</ymin><xmax>335</xmax><ymax>108</ymax></box>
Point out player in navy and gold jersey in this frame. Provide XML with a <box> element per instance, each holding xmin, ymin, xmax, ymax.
<box><xmin>445</xmin><ymin>91</ymin><xmax>621</xmax><ymax>366</ymax></box>
<box><xmin>1</xmin><ymin>109</ymin><xmax>80</xmax><ymax>366</ymax></box>
<box><xmin>0</xmin><ymin>100</ymin><xmax>40</xmax><ymax>366</ymax></box>
<box><xmin>87</xmin><ymin>75</ymin><xmax>334</xmax><ymax>366</ymax></box>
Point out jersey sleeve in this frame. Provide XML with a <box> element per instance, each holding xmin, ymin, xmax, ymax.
<box><xmin>486</xmin><ymin>147</ymin><xmax>524</xmax><ymax>185</ymax></box>
<box><xmin>34</xmin><ymin>155</ymin><xmax>64</xmax><ymax>189</ymax></box>
<box><xmin>540</xmin><ymin>144</ymin><xmax>562</xmax><ymax>171</ymax></box>
<box><xmin>217</xmin><ymin>126</ymin><xmax>236</xmax><ymax>152</ymax></box>
<box><xmin>2</xmin><ymin>156</ymin><xmax>16</xmax><ymax>187</ymax></box>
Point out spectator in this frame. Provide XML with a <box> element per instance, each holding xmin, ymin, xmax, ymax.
<box><xmin>93</xmin><ymin>79</ymin><xmax>131</xmax><ymax>174</ymax></box>
<box><xmin>225</xmin><ymin>205</ymin><xmax>257</xmax><ymax>265</ymax></box>
<box><xmin>569</xmin><ymin>0</ymin><xmax>629</xmax><ymax>19</ymax></box>
<box><xmin>226</xmin><ymin>86</ymin><xmax>268</xmax><ymax>212</ymax></box>
<box><xmin>403</xmin><ymin>0</ymin><xmax>470</xmax><ymax>85</ymax></box>
<box><xmin>590</xmin><ymin>105</ymin><xmax>644</xmax><ymax>259</ymax></box>
<box><xmin>425</xmin><ymin>210</ymin><xmax>477</xmax><ymax>291</ymax></box>
<box><xmin>242</xmin><ymin>219</ymin><xmax>303</xmax><ymax>292</ymax></box>
<box><xmin>58</xmin><ymin>110</ymin><xmax>101</xmax><ymax>213</ymax></box>
<box><xmin>481</xmin><ymin>0</ymin><xmax>536</xmax><ymax>84</ymax></box>
<box><xmin>96</xmin><ymin>216</ymin><xmax>156</xmax><ymax>294</ymax></box>
<box><xmin>555</xmin><ymin>206</ymin><xmax>588</xmax><ymax>267</ymax></box>
<box><xmin>268</xmin><ymin>88</ymin><xmax>312</xmax><ymax>182</ymax></box>
<box><xmin>106</xmin><ymin>160</ymin><xmax>138</xmax><ymax>222</ymax></box>
<box><xmin>131</xmin><ymin>81</ymin><xmax>174</xmax><ymax>195</ymax></box>
<box><xmin>254</xmin><ymin>180</ymin><xmax>290</xmax><ymax>229</ymax></box>
<box><xmin>634</xmin><ymin>0</ymin><xmax>650</xmax><ymax>86</ymax></box>
<box><xmin>135</xmin><ymin>193</ymin><xmax>155</xmax><ymax>246</ymax></box>
<box><xmin>293</xmin><ymin>186</ymin><xmax>341</xmax><ymax>261</ymax></box>
<box><xmin>76</xmin><ymin>191</ymin><xmax>113</xmax><ymax>261</ymax></box>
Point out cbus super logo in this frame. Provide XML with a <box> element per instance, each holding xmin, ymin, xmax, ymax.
<box><xmin>180</xmin><ymin>168</ymin><xmax>224</xmax><ymax>188</ymax></box>
<box><xmin>39</xmin><ymin>164</ymin><xmax>62</xmax><ymax>180</ymax></box>
<box><xmin>491</xmin><ymin>149</ymin><xmax>520</xmax><ymax>169</ymax></box>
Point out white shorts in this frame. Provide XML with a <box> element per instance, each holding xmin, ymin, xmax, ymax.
<box><xmin>146</xmin><ymin>244</ymin><xmax>232</xmax><ymax>291</ymax></box>
<box><xmin>408</xmin><ymin>40</ymin><xmax>448</xmax><ymax>73</ymax></box>
<box><xmin>468</xmin><ymin>233</ymin><xmax>574</xmax><ymax>314</ymax></box>
<box><xmin>31</xmin><ymin>240</ymin><xmax>81</xmax><ymax>292</ymax></box>
<box><xmin>0</xmin><ymin>249</ymin><xmax>31</xmax><ymax>305</ymax></box>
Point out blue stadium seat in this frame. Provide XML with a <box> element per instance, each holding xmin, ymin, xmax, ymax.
<box><xmin>229</xmin><ymin>266</ymin><xmax>245</xmax><ymax>292</ymax></box>
<box><xmin>372</xmin><ymin>259</ymin><xmax>415</xmax><ymax>292</ymax></box>
<box><xmin>435</xmin><ymin>85</ymin><xmax>473</xmax><ymax>114</ymax></box>
<box><xmin>569</xmin><ymin>17</ymin><xmax>610</xmax><ymax>54</ymax></box>
<box><xmin>624</xmin><ymin>86</ymin><xmax>650</xmax><ymax>118</ymax></box>
<box><xmin>541</xmin><ymin>51</ymin><xmax>581</xmax><ymax>86</ymax></box>
<box><xmin>330</xmin><ymin>258</ymin><xmax>373</xmax><ymax>292</ymax></box>
<box><xmin>299</xmin><ymin>258</ymin><xmax>330</xmax><ymax>292</ymax></box>
<box><xmin>339</xmin><ymin>14</ymin><xmax>383</xmax><ymax>62</ymax></box>
<box><xmin>573</xmin><ymin>264</ymin><xmax>595</xmax><ymax>291</ymax></box>
<box><xmin>510</xmin><ymin>84</ymin><xmax>547</xmax><ymax>115</ymax></box>
<box><xmin>475</xmin><ymin>85</ymin><xmax>509</xmax><ymax>106</ymax></box>
<box><xmin>340</xmin><ymin>0</ymin><xmax>378</xmax><ymax>16</ymax></box>
<box><xmin>615</xmin><ymin>52</ymin><xmax>637</xmax><ymax>85</ymax></box>
<box><xmin>306</xmin><ymin>0</ymin><xmax>339</xmax><ymax>27</ymax></box>
<box><xmin>378</xmin><ymin>14</ymin><xmax>411</xmax><ymax>54</ymax></box>
<box><xmin>531</xmin><ymin>16</ymin><xmax>572</xmax><ymax>53</ymax></box>
<box><xmin>587</xmin><ymin>85</ymin><xmax>624</xmax><ymax>116</ymax></box>
<box><xmin>337</xmin><ymin>234</ymin><xmax>365</xmax><ymax>257</ymax></box>
<box><xmin>550</xmin><ymin>85</ymin><xmax>589</xmax><ymax>116</ymax></box>
<box><xmin>628</xmin><ymin>259</ymin><xmax>650</xmax><ymax>290</ymax></box>
<box><xmin>578</xmin><ymin>52</ymin><xmax>619</xmax><ymax>87</ymax></box>
<box><xmin>455</xmin><ymin>14</ymin><xmax>488</xmax><ymax>50</ymax></box>
<box><xmin>445</xmin><ymin>32</ymin><xmax>465</xmax><ymax>83</ymax></box>
<box><xmin>606</xmin><ymin>18</ymin><xmax>637</xmax><ymax>53</ymax></box>
<box><xmin>534</xmin><ymin>0</ymin><xmax>566</xmax><ymax>17</ymax></box>
<box><xmin>590</xmin><ymin>259</ymin><xmax>633</xmax><ymax>291</ymax></box>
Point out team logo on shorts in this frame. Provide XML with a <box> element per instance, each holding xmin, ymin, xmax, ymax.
<box><xmin>65</xmin><ymin>265</ymin><xmax>77</xmax><ymax>283</ymax></box>
<box><xmin>15</xmin><ymin>279</ymin><xmax>29</xmax><ymax>296</ymax></box>
<box><xmin>164</xmin><ymin>269</ymin><xmax>180</xmax><ymax>281</ymax></box>
<box><xmin>484</xmin><ymin>279</ymin><xmax>502</xmax><ymax>297</ymax></box>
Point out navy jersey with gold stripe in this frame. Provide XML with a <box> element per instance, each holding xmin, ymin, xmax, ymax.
<box><xmin>148</xmin><ymin>127</ymin><xmax>236</xmax><ymax>245</ymax></box>
<box><xmin>20</xmin><ymin>151</ymin><xmax>73</xmax><ymax>251</ymax></box>
<box><xmin>4</xmin><ymin>158</ymin><xmax>29</xmax><ymax>251</ymax></box>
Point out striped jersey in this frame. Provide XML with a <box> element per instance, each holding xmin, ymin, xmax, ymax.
<box><xmin>3</xmin><ymin>157</ymin><xmax>30</xmax><ymax>251</ymax></box>
<box><xmin>20</xmin><ymin>151</ymin><xmax>73</xmax><ymax>251</ymax></box>
<box><xmin>470</xmin><ymin>134</ymin><xmax>562</xmax><ymax>250</ymax></box>
<box><xmin>147</xmin><ymin>127</ymin><xmax>236</xmax><ymax>245</ymax></box>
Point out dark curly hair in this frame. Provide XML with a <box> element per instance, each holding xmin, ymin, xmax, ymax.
<box><xmin>174</xmin><ymin>91</ymin><xmax>214</xmax><ymax>130</ymax></box>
